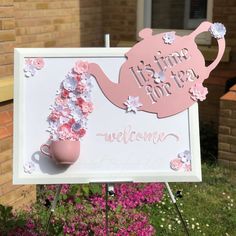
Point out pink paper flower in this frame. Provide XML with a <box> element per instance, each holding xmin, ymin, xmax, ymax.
<box><xmin>77</xmin><ymin>83</ymin><xmax>87</xmax><ymax>93</ymax></box>
<box><xmin>74</xmin><ymin>60</ymin><xmax>89</xmax><ymax>74</ymax></box>
<box><xmin>55</xmin><ymin>96</ymin><xmax>67</xmax><ymax>106</ymax></box>
<box><xmin>170</xmin><ymin>158</ymin><xmax>183</xmax><ymax>171</ymax></box>
<box><xmin>48</xmin><ymin>111</ymin><xmax>61</xmax><ymax>122</ymax></box>
<box><xmin>25</xmin><ymin>58</ymin><xmax>33</xmax><ymax>65</ymax></box>
<box><xmin>78</xmin><ymin>128</ymin><xmax>86</xmax><ymax>138</ymax></box>
<box><xmin>61</xmin><ymin>89</ymin><xmax>69</xmax><ymax>98</ymax></box>
<box><xmin>76</xmin><ymin>97</ymin><xmax>85</xmax><ymax>107</ymax></box>
<box><xmin>81</xmin><ymin>101</ymin><xmax>93</xmax><ymax>114</ymax></box>
<box><xmin>184</xmin><ymin>163</ymin><xmax>192</xmax><ymax>172</ymax></box>
<box><xmin>33</xmin><ymin>58</ymin><xmax>44</xmax><ymax>70</ymax></box>
<box><xmin>189</xmin><ymin>82</ymin><xmax>208</xmax><ymax>101</ymax></box>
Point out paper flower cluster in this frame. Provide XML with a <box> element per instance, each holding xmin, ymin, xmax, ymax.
<box><xmin>24</xmin><ymin>58</ymin><xmax>44</xmax><ymax>77</ymax></box>
<box><xmin>47</xmin><ymin>60</ymin><xmax>93</xmax><ymax>141</ymax></box>
<box><xmin>162</xmin><ymin>32</ymin><xmax>175</xmax><ymax>44</ymax></box>
<box><xmin>170</xmin><ymin>150</ymin><xmax>192</xmax><ymax>172</ymax></box>
<box><xmin>189</xmin><ymin>82</ymin><xmax>208</xmax><ymax>101</ymax></box>
<box><xmin>209</xmin><ymin>22</ymin><xmax>226</xmax><ymax>39</ymax></box>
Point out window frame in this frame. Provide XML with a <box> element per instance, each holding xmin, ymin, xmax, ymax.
<box><xmin>137</xmin><ymin>0</ymin><xmax>214</xmax><ymax>45</ymax></box>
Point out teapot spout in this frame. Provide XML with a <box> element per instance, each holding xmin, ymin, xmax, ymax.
<box><xmin>89</xmin><ymin>63</ymin><xmax>126</xmax><ymax>109</ymax></box>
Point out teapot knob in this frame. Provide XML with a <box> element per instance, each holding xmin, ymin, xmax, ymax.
<box><xmin>139</xmin><ymin>28</ymin><xmax>153</xmax><ymax>39</ymax></box>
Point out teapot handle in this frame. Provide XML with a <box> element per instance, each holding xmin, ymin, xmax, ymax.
<box><xmin>189</xmin><ymin>21</ymin><xmax>226</xmax><ymax>73</ymax></box>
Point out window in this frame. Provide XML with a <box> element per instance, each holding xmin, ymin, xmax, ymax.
<box><xmin>137</xmin><ymin>0</ymin><xmax>213</xmax><ymax>45</ymax></box>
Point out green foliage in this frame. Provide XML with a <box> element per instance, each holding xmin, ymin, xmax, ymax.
<box><xmin>146</xmin><ymin>163</ymin><xmax>236</xmax><ymax>235</ymax></box>
<box><xmin>0</xmin><ymin>204</ymin><xmax>25</xmax><ymax>236</ymax></box>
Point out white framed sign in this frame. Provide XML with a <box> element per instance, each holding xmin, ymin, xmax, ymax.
<box><xmin>13</xmin><ymin>48</ymin><xmax>201</xmax><ymax>184</ymax></box>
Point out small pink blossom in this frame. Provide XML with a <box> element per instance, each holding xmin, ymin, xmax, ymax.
<box><xmin>76</xmin><ymin>97</ymin><xmax>85</xmax><ymax>107</ymax></box>
<box><xmin>59</xmin><ymin>123</ymin><xmax>71</xmax><ymax>132</ymax></box>
<box><xmin>189</xmin><ymin>82</ymin><xmax>208</xmax><ymax>101</ymax></box>
<box><xmin>25</xmin><ymin>58</ymin><xmax>33</xmax><ymax>65</ymax></box>
<box><xmin>81</xmin><ymin>101</ymin><xmax>93</xmax><ymax>114</ymax></box>
<box><xmin>78</xmin><ymin>128</ymin><xmax>86</xmax><ymax>138</ymax></box>
<box><xmin>74</xmin><ymin>60</ymin><xmax>89</xmax><ymax>74</ymax></box>
<box><xmin>61</xmin><ymin>89</ymin><xmax>69</xmax><ymax>98</ymax></box>
<box><xmin>170</xmin><ymin>158</ymin><xmax>183</xmax><ymax>171</ymax></box>
<box><xmin>33</xmin><ymin>58</ymin><xmax>44</xmax><ymax>70</ymax></box>
<box><xmin>184</xmin><ymin>163</ymin><xmax>192</xmax><ymax>171</ymax></box>
<box><xmin>77</xmin><ymin>83</ymin><xmax>87</xmax><ymax>93</ymax></box>
<box><xmin>48</xmin><ymin>111</ymin><xmax>61</xmax><ymax>122</ymax></box>
<box><xmin>55</xmin><ymin>96</ymin><xmax>68</xmax><ymax>106</ymax></box>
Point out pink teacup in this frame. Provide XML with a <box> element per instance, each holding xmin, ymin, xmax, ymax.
<box><xmin>40</xmin><ymin>140</ymin><xmax>80</xmax><ymax>164</ymax></box>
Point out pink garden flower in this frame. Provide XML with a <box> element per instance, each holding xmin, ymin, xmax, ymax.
<box><xmin>74</xmin><ymin>60</ymin><xmax>89</xmax><ymax>74</ymax></box>
<box><xmin>33</xmin><ymin>58</ymin><xmax>44</xmax><ymax>70</ymax></box>
<box><xmin>189</xmin><ymin>82</ymin><xmax>208</xmax><ymax>101</ymax></box>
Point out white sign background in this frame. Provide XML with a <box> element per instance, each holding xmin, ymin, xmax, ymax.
<box><xmin>13</xmin><ymin>48</ymin><xmax>201</xmax><ymax>184</ymax></box>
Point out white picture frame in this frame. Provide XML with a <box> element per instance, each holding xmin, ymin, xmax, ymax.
<box><xmin>13</xmin><ymin>48</ymin><xmax>201</xmax><ymax>184</ymax></box>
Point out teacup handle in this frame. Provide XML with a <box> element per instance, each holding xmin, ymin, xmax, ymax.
<box><xmin>189</xmin><ymin>21</ymin><xmax>226</xmax><ymax>73</ymax></box>
<box><xmin>40</xmin><ymin>144</ymin><xmax>51</xmax><ymax>157</ymax></box>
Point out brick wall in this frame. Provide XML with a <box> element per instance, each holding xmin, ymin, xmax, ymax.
<box><xmin>213</xmin><ymin>0</ymin><xmax>236</xmax><ymax>60</ymax></box>
<box><xmin>0</xmin><ymin>0</ymin><xmax>103</xmax><ymax>79</ymax></box>
<box><xmin>199</xmin><ymin>62</ymin><xmax>236</xmax><ymax>124</ymax></box>
<box><xmin>218</xmin><ymin>85</ymin><xmax>236</xmax><ymax>169</ymax></box>
<box><xmin>0</xmin><ymin>0</ymin><xmax>15</xmax><ymax>78</ymax></box>
<box><xmin>0</xmin><ymin>0</ymin><xmax>103</xmax><ymax>209</ymax></box>
<box><xmin>0</xmin><ymin>101</ymin><xmax>36</xmax><ymax>209</ymax></box>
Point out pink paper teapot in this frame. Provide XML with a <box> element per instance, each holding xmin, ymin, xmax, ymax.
<box><xmin>89</xmin><ymin>21</ymin><xmax>226</xmax><ymax>118</ymax></box>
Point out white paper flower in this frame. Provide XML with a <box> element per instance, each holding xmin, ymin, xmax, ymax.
<box><xmin>69</xmin><ymin>92</ymin><xmax>77</xmax><ymax>102</ymax></box>
<box><xmin>124</xmin><ymin>96</ymin><xmax>143</xmax><ymax>113</ymax></box>
<box><xmin>24</xmin><ymin>161</ymin><xmax>36</xmax><ymax>174</ymax></box>
<box><xmin>178</xmin><ymin>150</ymin><xmax>191</xmax><ymax>163</ymax></box>
<box><xmin>24</xmin><ymin>64</ymin><xmax>36</xmax><ymax>77</ymax></box>
<box><xmin>71</xmin><ymin>108</ymin><xmax>82</xmax><ymax>121</ymax></box>
<box><xmin>63</xmin><ymin>76</ymin><xmax>77</xmax><ymax>91</ymax></box>
<box><xmin>154</xmin><ymin>71</ymin><xmax>165</xmax><ymax>83</ymax></box>
<box><xmin>209</xmin><ymin>23</ymin><xmax>226</xmax><ymax>39</ymax></box>
<box><xmin>163</xmin><ymin>32</ymin><xmax>175</xmax><ymax>44</ymax></box>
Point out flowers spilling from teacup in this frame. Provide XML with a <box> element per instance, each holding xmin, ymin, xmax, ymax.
<box><xmin>24</xmin><ymin>58</ymin><xmax>45</xmax><ymax>78</ymax></box>
<box><xmin>170</xmin><ymin>150</ymin><xmax>192</xmax><ymax>172</ymax></box>
<box><xmin>47</xmin><ymin>60</ymin><xmax>93</xmax><ymax>141</ymax></box>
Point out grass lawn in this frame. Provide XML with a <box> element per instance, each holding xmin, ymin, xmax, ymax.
<box><xmin>143</xmin><ymin>163</ymin><xmax>236</xmax><ymax>235</ymax></box>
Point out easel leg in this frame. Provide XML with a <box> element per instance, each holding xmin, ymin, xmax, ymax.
<box><xmin>165</xmin><ymin>182</ymin><xmax>190</xmax><ymax>236</ymax></box>
<box><xmin>44</xmin><ymin>184</ymin><xmax>62</xmax><ymax>236</ymax></box>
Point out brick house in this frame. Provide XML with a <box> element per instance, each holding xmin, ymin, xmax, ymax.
<box><xmin>0</xmin><ymin>0</ymin><xmax>236</xmax><ymax>208</ymax></box>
